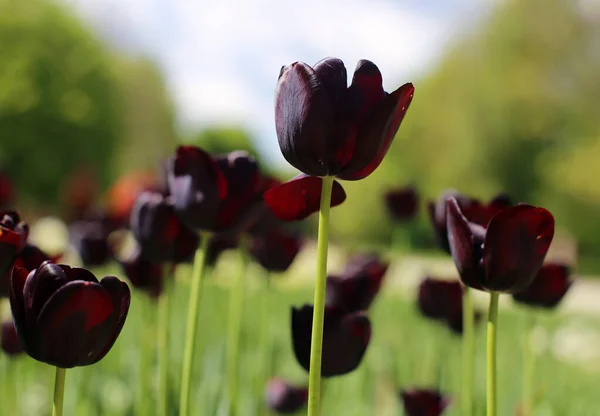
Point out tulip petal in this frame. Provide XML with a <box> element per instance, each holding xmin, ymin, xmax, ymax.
<box><xmin>384</xmin><ymin>186</ymin><xmax>419</xmax><ymax>222</ymax></box>
<box><xmin>249</xmin><ymin>229</ymin><xmax>303</xmax><ymax>273</ymax></box>
<box><xmin>291</xmin><ymin>305</ymin><xmax>371</xmax><ymax>377</ymax></box>
<box><xmin>23</xmin><ymin>262</ymin><xmax>72</xmax><ymax>321</ymax></box>
<box><xmin>483</xmin><ymin>205</ymin><xmax>554</xmax><ymax>293</ymax></box>
<box><xmin>263</xmin><ymin>175</ymin><xmax>346</xmax><ymax>221</ymax></box>
<box><xmin>513</xmin><ymin>263</ymin><xmax>571</xmax><ymax>308</ymax></box>
<box><xmin>37</xmin><ymin>280</ymin><xmax>115</xmax><ymax>368</ymax></box>
<box><xmin>339</xmin><ymin>82</ymin><xmax>414</xmax><ymax>180</ymax></box>
<box><xmin>92</xmin><ymin>276</ymin><xmax>131</xmax><ymax>363</ymax></box>
<box><xmin>446</xmin><ymin>198</ymin><xmax>485</xmax><ymax>290</ymax></box>
<box><xmin>400</xmin><ymin>388</ymin><xmax>450</xmax><ymax>416</ymax></box>
<box><xmin>275</xmin><ymin>62</ymin><xmax>336</xmax><ymax>176</ymax></box>
<box><xmin>1</xmin><ymin>320</ymin><xmax>23</xmax><ymax>356</ymax></box>
<box><xmin>9</xmin><ymin>267</ymin><xmax>31</xmax><ymax>354</ymax></box>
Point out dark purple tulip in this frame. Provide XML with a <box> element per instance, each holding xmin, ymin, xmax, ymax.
<box><xmin>291</xmin><ymin>304</ymin><xmax>371</xmax><ymax>377</ymax></box>
<box><xmin>120</xmin><ymin>248</ymin><xmax>163</xmax><ymax>298</ymax></box>
<box><xmin>264</xmin><ymin>377</ymin><xmax>308</xmax><ymax>414</ymax></box>
<box><xmin>0</xmin><ymin>169</ymin><xmax>14</xmax><ymax>210</ymax></box>
<box><xmin>130</xmin><ymin>191</ymin><xmax>199</xmax><ymax>263</ymax></box>
<box><xmin>205</xmin><ymin>235</ymin><xmax>238</xmax><ymax>267</ymax></box>
<box><xmin>385</xmin><ymin>186</ymin><xmax>419</xmax><ymax>222</ymax></box>
<box><xmin>446</xmin><ymin>197</ymin><xmax>554</xmax><ymax>293</ymax></box>
<box><xmin>69</xmin><ymin>220</ymin><xmax>111</xmax><ymax>267</ymax></box>
<box><xmin>263</xmin><ymin>174</ymin><xmax>347</xmax><ymax>221</ymax></box>
<box><xmin>0</xmin><ymin>212</ymin><xmax>28</xmax><ymax>279</ymax></box>
<box><xmin>9</xmin><ymin>261</ymin><xmax>130</xmax><ymax>368</ymax></box>
<box><xmin>428</xmin><ymin>191</ymin><xmax>512</xmax><ymax>253</ymax></box>
<box><xmin>417</xmin><ymin>277</ymin><xmax>463</xmax><ymax>321</ymax></box>
<box><xmin>512</xmin><ymin>263</ymin><xmax>573</xmax><ymax>308</ymax></box>
<box><xmin>326</xmin><ymin>253</ymin><xmax>388</xmax><ymax>313</ymax></box>
<box><xmin>1</xmin><ymin>320</ymin><xmax>23</xmax><ymax>356</ymax></box>
<box><xmin>249</xmin><ymin>229</ymin><xmax>303</xmax><ymax>273</ymax></box>
<box><xmin>1</xmin><ymin>243</ymin><xmax>54</xmax><ymax>297</ymax></box>
<box><xmin>400</xmin><ymin>388</ymin><xmax>450</xmax><ymax>416</ymax></box>
<box><xmin>275</xmin><ymin>58</ymin><xmax>414</xmax><ymax>180</ymax></box>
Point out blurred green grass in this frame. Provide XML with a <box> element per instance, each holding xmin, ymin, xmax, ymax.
<box><xmin>1</xmin><ymin>261</ymin><xmax>599</xmax><ymax>416</ymax></box>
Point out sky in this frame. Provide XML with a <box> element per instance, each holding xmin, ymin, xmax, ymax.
<box><xmin>66</xmin><ymin>0</ymin><xmax>496</xmax><ymax>164</ymax></box>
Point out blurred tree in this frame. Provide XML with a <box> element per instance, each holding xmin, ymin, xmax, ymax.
<box><xmin>0</xmin><ymin>0</ymin><xmax>122</xmax><ymax>207</ymax></box>
<box><xmin>112</xmin><ymin>57</ymin><xmax>177</xmax><ymax>176</ymax></box>
<box><xmin>191</xmin><ymin>126</ymin><xmax>259</xmax><ymax>157</ymax></box>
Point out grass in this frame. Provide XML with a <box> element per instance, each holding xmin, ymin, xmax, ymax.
<box><xmin>1</xmin><ymin>257</ymin><xmax>600</xmax><ymax>416</ymax></box>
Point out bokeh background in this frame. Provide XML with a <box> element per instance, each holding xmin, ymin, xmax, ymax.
<box><xmin>1</xmin><ymin>0</ymin><xmax>600</xmax><ymax>268</ymax></box>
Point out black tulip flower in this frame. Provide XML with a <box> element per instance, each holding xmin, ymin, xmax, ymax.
<box><xmin>384</xmin><ymin>186</ymin><xmax>419</xmax><ymax>222</ymax></box>
<box><xmin>0</xmin><ymin>212</ymin><xmax>28</xmax><ymax>278</ymax></box>
<box><xmin>428</xmin><ymin>191</ymin><xmax>512</xmax><ymax>253</ymax></box>
<box><xmin>291</xmin><ymin>304</ymin><xmax>371</xmax><ymax>377</ymax></box>
<box><xmin>512</xmin><ymin>263</ymin><xmax>573</xmax><ymax>309</ymax></box>
<box><xmin>168</xmin><ymin>147</ymin><xmax>274</xmax><ymax>234</ymax></box>
<box><xmin>2</xmin><ymin>243</ymin><xmax>54</xmax><ymax>297</ymax></box>
<box><xmin>264</xmin><ymin>57</ymin><xmax>414</xmax><ymax>221</ymax></box>
<box><xmin>205</xmin><ymin>235</ymin><xmax>238</xmax><ymax>267</ymax></box>
<box><xmin>120</xmin><ymin>247</ymin><xmax>163</xmax><ymax>298</ymax></box>
<box><xmin>446</xmin><ymin>197</ymin><xmax>554</xmax><ymax>293</ymax></box>
<box><xmin>326</xmin><ymin>253</ymin><xmax>388</xmax><ymax>313</ymax></box>
<box><xmin>9</xmin><ymin>261</ymin><xmax>130</xmax><ymax>368</ymax></box>
<box><xmin>417</xmin><ymin>277</ymin><xmax>463</xmax><ymax>322</ymax></box>
<box><xmin>130</xmin><ymin>191</ymin><xmax>199</xmax><ymax>263</ymax></box>
<box><xmin>1</xmin><ymin>320</ymin><xmax>23</xmax><ymax>356</ymax></box>
<box><xmin>249</xmin><ymin>229</ymin><xmax>303</xmax><ymax>273</ymax></box>
<box><xmin>264</xmin><ymin>377</ymin><xmax>308</xmax><ymax>414</ymax></box>
<box><xmin>70</xmin><ymin>220</ymin><xmax>111</xmax><ymax>267</ymax></box>
<box><xmin>400</xmin><ymin>388</ymin><xmax>450</xmax><ymax>416</ymax></box>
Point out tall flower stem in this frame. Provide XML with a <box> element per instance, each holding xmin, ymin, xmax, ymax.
<box><xmin>137</xmin><ymin>297</ymin><xmax>153</xmax><ymax>416</ymax></box>
<box><xmin>179</xmin><ymin>233</ymin><xmax>210</xmax><ymax>416</ymax></box>
<box><xmin>523</xmin><ymin>313</ymin><xmax>535</xmax><ymax>416</ymax></box>
<box><xmin>158</xmin><ymin>266</ymin><xmax>173</xmax><ymax>416</ymax></box>
<box><xmin>307</xmin><ymin>175</ymin><xmax>334</xmax><ymax>416</ymax></box>
<box><xmin>226</xmin><ymin>237</ymin><xmax>249</xmax><ymax>415</ymax></box>
<box><xmin>257</xmin><ymin>271</ymin><xmax>271</xmax><ymax>416</ymax></box>
<box><xmin>462</xmin><ymin>287</ymin><xmax>475</xmax><ymax>416</ymax></box>
<box><xmin>52</xmin><ymin>367</ymin><xmax>66</xmax><ymax>416</ymax></box>
<box><xmin>486</xmin><ymin>292</ymin><xmax>500</xmax><ymax>416</ymax></box>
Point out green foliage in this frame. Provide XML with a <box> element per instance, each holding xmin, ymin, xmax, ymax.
<box><xmin>0</xmin><ymin>0</ymin><xmax>122</xmax><ymax>206</ymax></box>
<box><xmin>191</xmin><ymin>126</ymin><xmax>259</xmax><ymax>158</ymax></box>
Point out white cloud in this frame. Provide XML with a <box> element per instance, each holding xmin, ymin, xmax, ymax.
<box><xmin>67</xmin><ymin>0</ymin><xmax>485</xmax><ymax>164</ymax></box>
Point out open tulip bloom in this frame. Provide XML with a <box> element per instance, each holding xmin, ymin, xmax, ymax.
<box><xmin>445</xmin><ymin>196</ymin><xmax>554</xmax><ymax>416</ymax></box>
<box><xmin>262</xmin><ymin>57</ymin><xmax>413</xmax><ymax>416</ymax></box>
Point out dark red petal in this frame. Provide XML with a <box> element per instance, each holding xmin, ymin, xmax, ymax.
<box><xmin>36</xmin><ymin>280</ymin><xmax>115</xmax><ymax>368</ymax></box>
<box><xmin>339</xmin><ymin>83</ymin><xmax>414</xmax><ymax>180</ymax></box>
<box><xmin>249</xmin><ymin>229</ymin><xmax>303</xmax><ymax>273</ymax></box>
<box><xmin>275</xmin><ymin>62</ymin><xmax>336</xmax><ymax>176</ymax></box>
<box><xmin>417</xmin><ymin>277</ymin><xmax>463</xmax><ymax>321</ymax></box>
<box><xmin>9</xmin><ymin>267</ymin><xmax>32</xmax><ymax>355</ymax></box>
<box><xmin>446</xmin><ymin>198</ymin><xmax>484</xmax><ymax>290</ymax></box>
<box><xmin>483</xmin><ymin>205</ymin><xmax>554</xmax><ymax>293</ymax></box>
<box><xmin>264</xmin><ymin>377</ymin><xmax>308</xmax><ymax>414</ymax></box>
<box><xmin>23</xmin><ymin>262</ymin><xmax>71</xmax><ymax>321</ymax></box>
<box><xmin>1</xmin><ymin>320</ymin><xmax>23</xmax><ymax>356</ymax></box>
<box><xmin>384</xmin><ymin>186</ymin><xmax>419</xmax><ymax>222</ymax></box>
<box><xmin>68</xmin><ymin>267</ymin><xmax>100</xmax><ymax>284</ymax></box>
<box><xmin>263</xmin><ymin>175</ymin><xmax>346</xmax><ymax>221</ymax></box>
<box><xmin>91</xmin><ymin>276</ymin><xmax>131</xmax><ymax>363</ymax></box>
<box><xmin>512</xmin><ymin>263</ymin><xmax>571</xmax><ymax>308</ymax></box>
<box><xmin>400</xmin><ymin>388</ymin><xmax>450</xmax><ymax>416</ymax></box>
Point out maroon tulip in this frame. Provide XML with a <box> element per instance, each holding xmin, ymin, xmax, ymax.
<box><xmin>205</xmin><ymin>235</ymin><xmax>238</xmax><ymax>267</ymax></box>
<box><xmin>446</xmin><ymin>197</ymin><xmax>554</xmax><ymax>293</ymax></box>
<box><xmin>400</xmin><ymin>388</ymin><xmax>450</xmax><ymax>416</ymax></box>
<box><xmin>9</xmin><ymin>262</ymin><xmax>130</xmax><ymax>368</ymax></box>
<box><xmin>1</xmin><ymin>243</ymin><xmax>54</xmax><ymax>297</ymax></box>
<box><xmin>130</xmin><ymin>191</ymin><xmax>199</xmax><ymax>263</ymax></box>
<box><xmin>385</xmin><ymin>186</ymin><xmax>419</xmax><ymax>222</ymax></box>
<box><xmin>0</xmin><ymin>212</ymin><xmax>28</xmax><ymax>279</ymax></box>
<box><xmin>249</xmin><ymin>229</ymin><xmax>303</xmax><ymax>273</ymax></box>
<box><xmin>418</xmin><ymin>277</ymin><xmax>462</xmax><ymax>321</ymax></box>
<box><xmin>264</xmin><ymin>377</ymin><xmax>308</xmax><ymax>414</ymax></box>
<box><xmin>120</xmin><ymin>248</ymin><xmax>164</xmax><ymax>298</ymax></box>
<box><xmin>326</xmin><ymin>253</ymin><xmax>388</xmax><ymax>313</ymax></box>
<box><xmin>428</xmin><ymin>190</ymin><xmax>512</xmax><ymax>253</ymax></box>
<box><xmin>512</xmin><ymin>263</ymin><xmax>573</xmax><ymax>308</ymax></box>
<box><xmin>0</xmin><ymin>169</ymin><xmax>14</xmax><ymax>210</ymax></box>
<box><xmin>70</xmin><ymin>220</ymin><xmax>111</xmax><ymax>267</ymax></box>
<box><xmin>265</xmin><ymin>57</ymin><xmax>414</xmax><ymax>221</ymax></box>
<box><xmin>1</xmin><ymin>320</ymin><xmax>23</xmax><ymax>356</ymax></box>
<box><xmin>291</xmin><ymin>304</ymin><xmax>371</xmax><ymax>377</ymax></box>
<box><xmin>168</xmin><ymin>147</ymin><xmax>275</xmax><ymax>233</ymax></box>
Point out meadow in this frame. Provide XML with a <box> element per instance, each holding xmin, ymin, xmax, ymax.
<box><xmin>1</xmin><ymin>249</ymin><xmax>597</xmax><ymax>416</ymax></box>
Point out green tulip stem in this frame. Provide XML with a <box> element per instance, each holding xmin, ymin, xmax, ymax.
<box><xmin>462</xmin><ymin>287</ymin><xmax>475</xmax><ymax>416</ymax></box>
<box><xmin>52</xmin><ymin>367</ymin><xmax>66</xmax><ymax>416</ymax></box>
<box><xmin>258</xmin><ymin>271</ymin><xmax>272</xmax><ymax>415</ymax></box>
<box><xmin>158</xmin><ymin>266</ymin><xmax>173</xmax><ymax>416</ymax></box>
<box><xmin>486</xmin><ymin>291</ymin><xmax>500</xmax><ymax>416</ymax></box>
<box><xmin>179</xmin><ymin>233</ymin><xmax>210</xmax><ymax>416</ymax></box>
<box><xmin>307</xmin><ymin>175</ymin><xmax>334</xmax><ymax>416</ymax></box>
<box><xmin>226</xmin><ymin>237</ymin><xmax>249</xmax><ymax>415</ymax></box>
<box><xmin>523</xmin><ymin>313</ymin><xmax>536</xmax><ymax>416</ymax></box>
<box><xmin>137</xmin><ymin>297</ymin><xmax>153</xmax><ymax>416</ymax></box>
